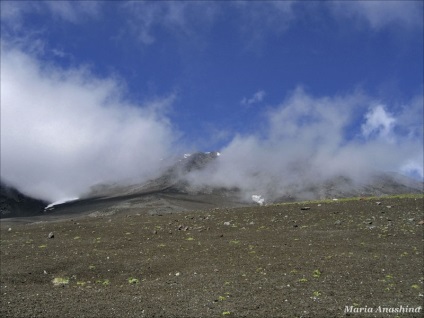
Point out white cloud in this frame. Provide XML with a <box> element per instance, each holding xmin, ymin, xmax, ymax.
<box><xmin>361</xmin><ymin>105</ymin><xmax>396</xmax><ymax>140</ymax></box>
<box><xmin>396</xmin><ymin>95</ymin><xmax>424</xmax><ymax>140</ymax></box>
<box><xmin>234</xmin><ymin>1</ymin><xmax>297</xmax><ymax>33</ymax></box>
<box><xmin>187</xmin><ymin>88</ymin><xmax>423</xmax><ymax>200</ymax></box>
<box><xmin>1</xmin><ymin>1</ymin><xmax>101</xmax><ymax>29</ymax></box>
<box><xmin>3</xmin><ymin>1</ymin><xmax>419</xmax><ymax>54</ymax></box>
<box><xmin>1</xmin><ymin>1</ymin><xmax>103</xmax><ymax>58</ymax></box>
<box><xmin>122</xmin><ymin>2</ymin><xmax>218</xmax><ymax>45</ymax></box>
<box><xmin>1</xmin><ymin>43</ymin><xmax>421</xmax><ymax>203</ymax></box>
<box><xmin>241</xmin><ymin>90</ymin><xmax>266</xmax><ymax>106</ymax></box>
<box><xmin>401</xmin><ymin>160</ymin><xmax>424</xmax><ymax>181</ymax></box>
<box><xmin>330</xmin><ymin>1</ymin><xmax>423</xmax><ymax>30</ymax></box>
<box><xmin>0</xmin><ymin>43</ymin><xmax>177</xmax><ymax>202</ymax></box>
<box><xmin>45</xmin><ymin>1</ymin><xmax>101</xmax><ymax>23</ymax></box>
<box><xmin>114</xmin><ymin>1</ymin><xmax>422</xmax><ymax>55</ymax></box>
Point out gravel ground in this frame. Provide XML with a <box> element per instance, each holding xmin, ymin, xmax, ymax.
<box><xmin>1</xmin><ymin>196</ymin><xmax>423</xmax><ymax>318</ymax></box>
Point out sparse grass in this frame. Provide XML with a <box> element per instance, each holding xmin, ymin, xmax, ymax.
<box><xmin>128</xmin><ymin>277</ymin><xmax>139</xmax><ymax>284</ymax></box>
<box><xmin>272</xmin><ymin>193</ymin><xmax>423</xmax><ymax>206</ymax></box>
<box><xmin>1</xmin><ymin>194</ymin><xmax>422</xmax><ymax>318</ymax></box>
<box><xmin>96</xmin><ymin>279</ymin><xmax>110</xmax><ymax>286</ymax></box>
<box><xmin>52</xmin><ymin>277</ymin><xmax>69</xmax><ymax>286</ymax></box>
<box><xmin>312</xmin><ymin>291</ymin><xmax>321</xmax><ymax>297</ymax></box>
<box><xmin>312</xmin><ymin>269</ymin><xmax>322</xmax><ymax>278</ymax></box>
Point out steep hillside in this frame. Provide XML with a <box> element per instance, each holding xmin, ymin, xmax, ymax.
<box><xmin>1</xmin><ymin>152</ymin><xmax>422</xmax><ymax>220</ymax></box>
<box><xmin>0</xmin><ymin>181</ymin><xmax>48</xmax><ymax>219</ymax></box>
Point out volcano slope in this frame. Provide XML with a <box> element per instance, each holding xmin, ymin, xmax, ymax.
<box><xmin>1</xmin><ymin>195</ymin><xmax>423</xmax><ymax>318</ymax></box>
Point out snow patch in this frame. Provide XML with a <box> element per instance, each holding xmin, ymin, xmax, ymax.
<box><xmin>45</xmin><ymin>197</ymin><xmax>79</xmax><ymax>210</ymax></box>
<box><xmin>252</xmin><ymin>194</ymin><xmax>265</xmax><ymax>206</ymax></box>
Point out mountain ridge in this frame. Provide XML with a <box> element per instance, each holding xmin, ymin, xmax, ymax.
<box><xmin>85</xmin><ymin>152</ymin><xmax>423</xmax><ymax>201</ymax></box>
<box><xmin>1</xmin><ymin>151</ymin><xmax>422</xmax><ymax>219</ymax></box>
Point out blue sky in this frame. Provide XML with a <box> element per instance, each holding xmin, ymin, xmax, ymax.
<box><xmin>1</xmin><ymin>1</ymin><xmax>423</xmax><ymax>201</ymax></box>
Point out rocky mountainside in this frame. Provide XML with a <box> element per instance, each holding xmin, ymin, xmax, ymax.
<box><xmin>86</xmin><ymin>152</ymin><xmax>223</xmax><ymax>198</ymax></box>
<box><xmin>0</xmin><ymin>181</ymin><xmax>48</xmax><ymax>219</ymax></box>
<box><xmin>86</xmin><ymin>152</ymin><xmax>423</xmax><ymax>202</ymax></box>
<box><xmin>272</xmin><ymin>173</ymin><xmax>423</xmax><ymax>202</ymax></box>
<box><xmin>1</xmin><ymin>152</ymin><xmax>422</xmax><ymax>220</ymax></box>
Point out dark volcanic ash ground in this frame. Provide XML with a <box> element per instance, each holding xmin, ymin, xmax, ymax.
<box><xmin>1</xmin><ymin>195</ymin><xmax>423</xmax><ymax>317</ymax></box>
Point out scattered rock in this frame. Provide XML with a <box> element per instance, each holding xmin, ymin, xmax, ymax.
<box><xmin>48</xmin><ymin>232</ymin><xmax>54</xmax><ymax>239</ymax></box>
<box><xmin>177</xmin><ymin>225</ymin><xmax>189</xmax><ymax>231</ymax></box>
<box><xmin>418</xmin><ymin>220</ymin><xmax>424</xmax><ymax>225</ymax></box>
<box><xmin>223</xmin><ymin>221</ymin><xmax>231</xmax><ymax>226</ymax></box>
<box><xmin>300</xmin><ymin>207</ymin><xmax>311</xmax><ymax>210</ymax></box>
<box><xmin>334</xmin><ymin>220</ymin><xmax>342</xmax><ymax>225</ymax></box>
<box><xmin>8</xmin><ymin>228</ymin><xmax>12</xmax><ymax>232</ymax></box>
<box><xmin>386</xmin><ymin>206</ymin><xmax>392</xmax><ymax>209</ymax></box>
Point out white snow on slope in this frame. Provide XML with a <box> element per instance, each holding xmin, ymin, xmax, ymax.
<box><xmin>45</xmin><ymin>197</ymin><xmax>79</xmax><ymax>210</ymax></box>
<box><xmin>252</xmin><ymin>194</ymin><xmax>265</xmax><ymax>206</ymax></box>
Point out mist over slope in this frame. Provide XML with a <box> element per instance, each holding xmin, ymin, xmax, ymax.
<box><xmin>1</xmin><ymin>151</ymin><xmax>422</xmax><ymax>219</ymax></box>
<box><xmin>185</xmin><ymin>89</ymin><xmax>423</xmax><ymax>201</ymax></box>
<box><xmin>0</xmin><ymin>181</ymin><xmax>48</xmax><ymax>218</ymax></box>
<box><xmin>86</xmin><ymin>152</ymin><xmax>423</xmax><ymax>203</ymax></box>
<box><xmin>1</xmin><ymin>46</ymin><xmax>422</xmax><ymax>203</ymax></box>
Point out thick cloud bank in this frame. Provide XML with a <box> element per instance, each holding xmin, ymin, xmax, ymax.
<box><xmin>1</xmin><ymin>44</ymin><xmax>176</xmax><ymax>201</ymax></box>
<box><xmin>1</xmin><ymin>44</ymin><xmax>422</xmax><ymax>203</ymax></box>
<box><xmin>187</xmin><ymin>88</ymin><xmax>423</xmax><ymax>200</ymax></box>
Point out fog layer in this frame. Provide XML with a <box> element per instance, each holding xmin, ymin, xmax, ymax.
<box><xmin>186</xmin><ymin>88</ymin><xmax>423</xmax><ymax>200</ymax></box>
<box><xmin>1</xmin><ymin>44</ymin><xmax>422</xmax><ymax>203</ymax></box>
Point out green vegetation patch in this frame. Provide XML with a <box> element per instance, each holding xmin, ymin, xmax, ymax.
<box><xmin>128</xmin><ymin>277</ymin><xmax>139</xmax><ymax>284</ymax></box>
<box><xmin>52</xmin><ymin>277</ymin><xmax>69</xmax><ymax>286</ymax></box>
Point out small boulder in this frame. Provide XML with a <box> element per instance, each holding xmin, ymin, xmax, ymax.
<box><xmin>48</xmin><ymin>232</ymin><xmax>54</xmax><ymax>239</ymax></box>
